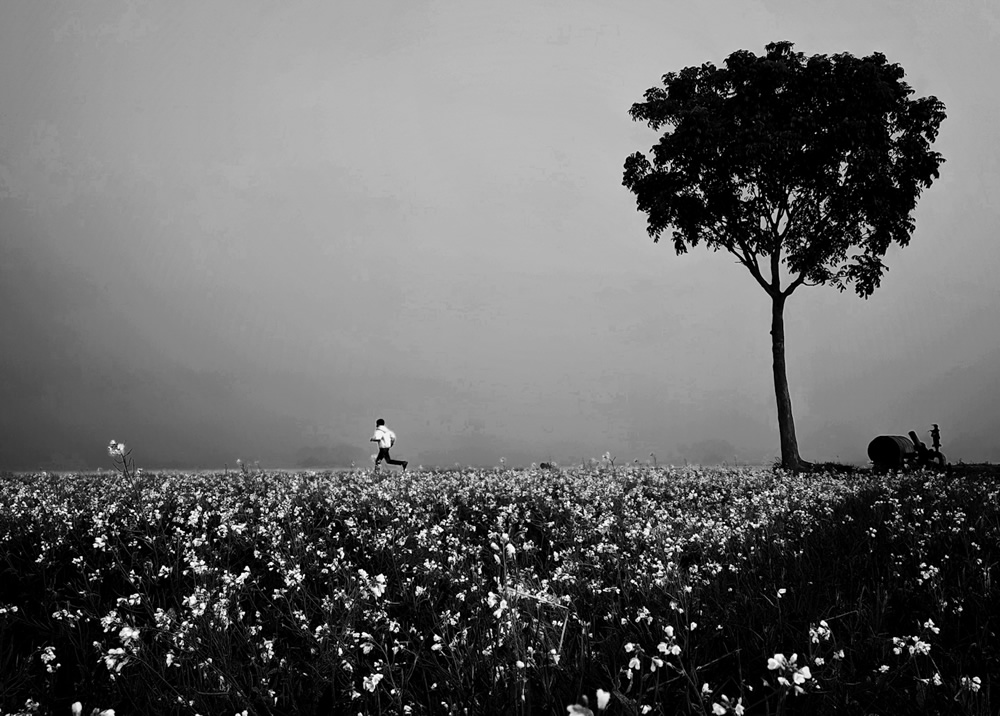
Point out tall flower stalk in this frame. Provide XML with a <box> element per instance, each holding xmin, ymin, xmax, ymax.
<box><xmin>107</xmin><ymin>440</ymin><xmax>135</xmax><ymax>482</ymax></box>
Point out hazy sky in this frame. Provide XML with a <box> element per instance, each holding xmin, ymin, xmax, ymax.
<box><xmin>2</xmin><ymin>0</ymin><xmax>998</xmax><ymax>470</ymax></box>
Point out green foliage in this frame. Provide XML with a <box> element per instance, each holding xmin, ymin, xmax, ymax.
<box><xmin>0</xmin><ymin>465</ymin><xmax>997</xmax><ymax>715</ymax></box>
<box><xmin>623</xmin><ymin>41</ymin><xmax>946</xmax><ymax>299</ymax></box>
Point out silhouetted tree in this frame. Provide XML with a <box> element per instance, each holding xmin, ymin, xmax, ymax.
<box><xmin>623</xmin><ymin>41</ymin><xmax>946</xmax><ymax>469</ymax></box>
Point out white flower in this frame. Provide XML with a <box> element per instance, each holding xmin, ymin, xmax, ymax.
<box><xmin>103</xmin><ymin>647</ymin><xmax>127</xmax><ymax>673</ymax></box>
<box><xmin>596</xmin><ymin>689</ymin><xmax>611</xmax><ymax>710</ymax></box>
<box><xmin>368</xmin><ymin>573</ymin><xmax>387</xmax><ymax>598</ymax></box>
<box><xmin>961</xmin><ymin>676</ymin><xmax>982</xmax><ymax>693</ymax></box>
<box><xmin>362</xmin><ymin>673</ymin><xmax>383</xmax><ymax>692</ymax></box>
<box><xmin>712</xmin><ymin>703</ymin><xmax>726</xmax><ymax>715</ymax></box>
<box><xmin>71</xmin><ymin>703</ymin><xmax>82</xmax><ymax>716</ymax></box>
<box><xmin>809</xmin><ymin>620</ymin><xmax>832</xmax><ymax>643</ymax></box>
<box><xmin>768</xmin><ymin>654</ymin><xmax>787</xmax><ymax>670</ymax></box>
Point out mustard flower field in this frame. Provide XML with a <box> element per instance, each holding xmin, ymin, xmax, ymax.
<box><xmin>1</xmin><ymin>462</ymin><xmax>997</xmax><ymax>715</ymax></box>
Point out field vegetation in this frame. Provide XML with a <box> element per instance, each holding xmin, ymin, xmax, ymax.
<box><xmin>0</xmin><ymin>455</ymin><xmax>997</xmax><ymax>715</ymax></box>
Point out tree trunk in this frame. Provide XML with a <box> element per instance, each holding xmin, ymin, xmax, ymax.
<box><xmin>771</xmin><ymin>293</ymin><xmax>805</xmax><ymax>469</ymax></box>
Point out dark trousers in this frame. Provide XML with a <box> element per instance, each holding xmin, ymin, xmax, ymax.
<box><xmin>376</xmin><ymin>448</ymin><xmax>405</xmax><ymax>466</ymax></box>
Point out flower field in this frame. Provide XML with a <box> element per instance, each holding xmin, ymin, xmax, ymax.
<box><xmin>1</xmin><ymin>462</ymin><xmax>998</xmax><ymax>715</ymax></box>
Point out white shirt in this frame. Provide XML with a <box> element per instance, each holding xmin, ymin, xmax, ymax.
<box><xmin>372</xmin><ymin>426</ymin><xmax>395</xmax><ymax>449</ymax></box>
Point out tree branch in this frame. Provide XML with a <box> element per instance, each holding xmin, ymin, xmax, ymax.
<box><xmin>735</xmin><ymin>247</ymin><xmax>772</xmax><ymax>293</ymax></box>
<box><xmin>716</xmin><ymin>220</ymin><xmax>771</xmax><ymax>294</ymax></box>
<box><xmin>776</xmin><ymin>190</ymin><xmax>793</xmax><ymax>240</ymax></box>
<box><xmin>783</xmin><ymin>271</ymin><xmax>809</xmax><ymax>297</ymax></box>
<box><xmin>769</xmin><ymin>240</ymin><xmax>781</xmax><ymax>295</ymax></box>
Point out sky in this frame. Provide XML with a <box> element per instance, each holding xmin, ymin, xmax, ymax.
<box><xmin>1</xmin><ymin>0</ymin><xmax>999</xmax><ymax>471</ymax></box>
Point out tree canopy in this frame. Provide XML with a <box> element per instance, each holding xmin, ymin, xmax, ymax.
<box><xmin>623</xmin><ymin>41</ymin><xmax>946</xmax><ymax>300</ymax></box>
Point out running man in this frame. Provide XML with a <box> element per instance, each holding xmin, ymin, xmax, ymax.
<box><xmin>370</xmin><ymin>418</ymin><xmax>408</xmax><ymax>471</ymax></box>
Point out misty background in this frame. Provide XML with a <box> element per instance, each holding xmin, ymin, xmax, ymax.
<box><xmin>1</xmin><ymin>1</ymin><xmax>998</xmax><ymax>471</ymax></box>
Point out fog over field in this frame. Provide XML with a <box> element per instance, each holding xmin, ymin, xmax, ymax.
<box><xmin>1</xmin><ymin>1</ymin><xmax>999</xmax><ymax>470</ymax></box>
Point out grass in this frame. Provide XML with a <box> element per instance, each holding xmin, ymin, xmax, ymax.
<box><xmin>0</xmin><ymin>461</ymin><xmax>997</xmax><ymax>715</ymax></box>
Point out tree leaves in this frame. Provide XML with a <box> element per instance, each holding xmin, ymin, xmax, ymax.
<box><xmin>623</xmin><ymin>41</ymin><xmax>946</xmax><ymax>299</ymax></box>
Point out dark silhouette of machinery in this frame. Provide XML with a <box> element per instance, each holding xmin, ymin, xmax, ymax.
<box><xmin>868</xmin><ymin>425</ymin><xmax>946</xmax><ymax>473</ymax></box>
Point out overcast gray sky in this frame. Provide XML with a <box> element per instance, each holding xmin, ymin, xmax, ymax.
<box><xmin>2</xmin><ymin>0</ymin><xmax>998</xmax><ymax>470</ymax></box>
